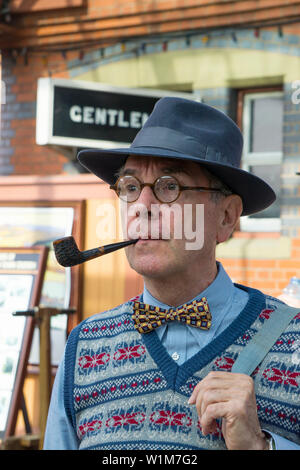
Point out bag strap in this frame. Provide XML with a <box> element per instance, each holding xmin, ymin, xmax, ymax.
<box><xmin>231</xmin><ymin>303</ymin><xmax>299</xmax><ymax>376</ymax></box>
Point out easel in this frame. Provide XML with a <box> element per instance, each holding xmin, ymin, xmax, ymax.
<box><xmin>3</xmin><ymin>306</ymin><xmax>76</xmax><ymax>450</ymax></box>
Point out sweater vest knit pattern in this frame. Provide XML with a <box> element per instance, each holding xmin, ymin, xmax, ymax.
<box><xmin>64</xmin><ymin>285</ymin><xmax>300</xmax><ymax>450</ymax></box>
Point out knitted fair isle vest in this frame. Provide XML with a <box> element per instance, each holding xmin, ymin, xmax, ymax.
<box><xmin>64</xmin><ymin>285</ymin><xmax>300</xmax><ymax>450</ymax></box>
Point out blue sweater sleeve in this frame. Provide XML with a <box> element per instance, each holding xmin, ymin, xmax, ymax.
<box><xmin>43</xmin><ymin>353</ymin><xmax>79</xmax><ymax>450</ymax></box>
<box><xmin>268</xmin><ymin>431</ymin><xmax>300</xmax><ymax>450</ymax></box>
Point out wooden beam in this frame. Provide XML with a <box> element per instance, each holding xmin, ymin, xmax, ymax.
<box><xmin>13</xmin><ymin>0</ymin><xmax>300</xmax><ymax>39</ymax></box>
<box><xmin>1</xmin><ymin>0</ymin><xmax>300</xmax><ymax>49</ymax></box>
<box><xmin>10</xmin><ymin>0</ymin><xmax>84</xmax><ymax>13</ymax></box>
<box><xmin>1</xmin><ymin>10</ymin><xmax>300</xmax><ymax>50</ymax></box>
<box><xmin>0</xmin><ymin>23</ymin><xmax>17</xmax><ymax>34</ymax></box>
<box><xmin>0</xmin><ymin>174</ymin><xmax>109</xmax><ymax>202</ymax></box>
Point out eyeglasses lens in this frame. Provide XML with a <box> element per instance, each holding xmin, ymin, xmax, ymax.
<box><xmin>117</xmin><ymin>175</ymin><xmax>180</xmax><ymax>203</ymax></box>
<box><xmin>154</xmin><ymin>176</ymin><xmax>180</xmax><ymax>203</ymax></box>
<box><xmin>117</xmin><ymin>176</ymin><xmax>141</xmax><ymax>202</ymax></box>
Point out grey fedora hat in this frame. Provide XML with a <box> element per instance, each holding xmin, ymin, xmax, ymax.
<box><xmin>78</xmin><ymin>97</ymin><xmax>276</xmax><ymax>216</ymax></box>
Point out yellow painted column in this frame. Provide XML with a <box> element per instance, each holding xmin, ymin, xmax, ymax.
<box><xmin>82</xmin><ymin>198</ymin><xmax>128</xmax><ymax>318</ymax></box>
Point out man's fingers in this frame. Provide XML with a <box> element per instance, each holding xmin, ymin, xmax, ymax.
<box><xmin>187</xmin><ymin>372</ymin><xmax>265</xmax><ymax>448</ymax></box>
<box><xmin>188</xmin><ymin>372</ymin><xmax>255</xmax><ymax>406</ymax></box>
<box><xmin>188</xmin><ymin>372</ymin><xmax>255</xmax><ymax>434</ymax></box>
<box><xmin>188</xmin><ymin>371</ymin><xmax>226</xmax><ymax>404</ymax></box>
<box><xmin>200</xmin><ymin>402</ymin><xmax>225</xmax><ymax>435</ymax></box>
<box><xmin>197</xmin><ymin>388</ymin><xmax>233</xmax><ymax>418</ymax></box>
<box><xmin>187</xmin><ymin>382</ymin><xmax>200</xmax><ymax>404</ymax></box>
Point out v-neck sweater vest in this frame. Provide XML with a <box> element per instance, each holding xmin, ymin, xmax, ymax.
<box><xmin>64</xmin><ymin>285</ymin><xmax>300</xmax><ymax>450</ymax></box>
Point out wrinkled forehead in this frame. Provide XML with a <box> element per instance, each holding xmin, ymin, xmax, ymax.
<box><xmin>123</xmin><ymin>155</ymin><xmax>209</xmax><ymax>180</ymax></box>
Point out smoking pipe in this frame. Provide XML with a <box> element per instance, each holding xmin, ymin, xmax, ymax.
<box><xmin>53</xmin><ymin>236</ymin><xmax>137</xmax><ymax>267</ymax></box>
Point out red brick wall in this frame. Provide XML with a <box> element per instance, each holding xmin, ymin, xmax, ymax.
<box><xmin>1</xmin><ymin>50</ymin><xmax>74</xmax><ymax>175</ymax></box>
<box><xmin>219</xmin><ymin>232</ymin><xmax>300</xmax><ymax>299</ymax></box>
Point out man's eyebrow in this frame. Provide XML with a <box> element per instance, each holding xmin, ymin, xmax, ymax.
<box><xmin>161</xmin><ymin>166</ymin><xmax>192</xmax><ymax>176</ymax></box>
<box><xmin>117</xmin><ymin>167</ymin><xmax>136</xmax><ymax>177</ymax></box>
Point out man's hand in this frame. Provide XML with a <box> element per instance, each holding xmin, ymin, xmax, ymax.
<box><xmin>188</xmin><ymin>371</ymin><xmax>268</xmax><ymax>450</ymax></box>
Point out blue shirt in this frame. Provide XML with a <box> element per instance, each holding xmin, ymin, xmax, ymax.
<box><xmin>143</xmin><ymin>263</ymin><xmax>248</xmax><ymax>365</ymax></box>
<box><xmin>43</xmin><ymin>263</ymin><xmax>299</xmax><ymax>450</ymax></box>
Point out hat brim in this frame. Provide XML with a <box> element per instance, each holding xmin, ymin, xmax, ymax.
<box><xmin>77</xmin><ymin>147</ymin><xmax>276</xmax><ymax>217</ymax></box>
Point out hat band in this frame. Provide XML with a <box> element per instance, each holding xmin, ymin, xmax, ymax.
<box><xmin>131</xmin><ymin>126</ymin><xmax>235</xmax><ymax>167</ymax></box>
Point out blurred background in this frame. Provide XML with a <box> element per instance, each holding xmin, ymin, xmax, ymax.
<box><xmin>0</xmin><ymin>0</ymin><xmax>300</xmax><ymax>443</ymax></box>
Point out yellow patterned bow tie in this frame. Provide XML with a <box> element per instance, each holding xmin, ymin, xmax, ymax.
<box><xmin>132</xmin><ymin>298</ymin><xmax>212</xmax><ymax>334</ymax></box>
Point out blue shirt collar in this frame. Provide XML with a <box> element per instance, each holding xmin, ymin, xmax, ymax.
<box><xmin>142</xmin><ymin>262</ymin><xmax>234</xmax><ymax>315</ymax></box>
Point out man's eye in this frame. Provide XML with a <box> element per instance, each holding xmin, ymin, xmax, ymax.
<box><xmin>166</xmin><ymin>182</ymin><xmax>178</xmax><ymax>191</ymax></box>
<box><xmin>126</xmin><ymin>184</ymin><xmax>138</xmax><ymax>192</ymax></box>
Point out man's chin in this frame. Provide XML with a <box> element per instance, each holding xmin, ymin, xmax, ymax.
<box><xmin>128</xmin><ymin>255</ymin><xmax>171</xmax><ymax>279</ymax></box>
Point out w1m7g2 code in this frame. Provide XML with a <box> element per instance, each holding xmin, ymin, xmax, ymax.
<box><xmin>142</xmin><ymin>454</ymin><xmax>198</xmax><ymax>465</ymax></box>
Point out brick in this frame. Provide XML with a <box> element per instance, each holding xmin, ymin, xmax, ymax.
<box><xmin>17</xmin><ymin>92</ymin><xmax>37</xmax><ymax>102</ymax></box>
<box><xmin>284</xmin><ymin>270</ymin><xmax>300</xmax><ymax>281</ymax></box>
<box><xmin>242</xmin><ymin>269</ymin><xmax>258</xmax><ymax>279</ymax></box>
<box><xmin>10</xmin><ymin>135</ymin><xmax>35</xmax><ymax>146</ymax></box>
<box><xmin>277</xmin><ymin>281</ymin><xmax>291</xmax><ymax>291</ymax></box>
<box><xmin>10</xmin><ymin>118</ymin><xmax>36</xmax><ymax>129</ymax></box>
<box><xmin>292</xmin><ymin>238</ymin><xmax>300</xmax><ymax>248</ymax></box>
<box><xmin>219</xmin><ymin>258</ymin><xmax>247</xmax><ymax>268</ymax></box>
<box><xmin>291</xmin><ymin>248</ymin><xmax>300</xmax><ymax>259</ymax></box>
<box><xmin>247</xmin><ymin>260</ymin><xmax>277</xmax><ymax>268</ymax></box>
<box><xmin>271</xmin><ymin>270</ymin><xmax>287</xmax><ymax>280</ymax></box>
<box><xmin>257</xmin><ymin>270</ymin><xmax>271</xmax><ymax>279</ymax></box>
<box><xmin>225</xmin><ymin>268</ymin><xmax>246</xmax><ymax>279</ymax></box>
<box><xmin>11</xmin><ymin>127</ymin><xmax>33</xmax><ymax>138</ymax></box>
<box><xmin>249</xmin><ymin>280</ymin><xmax>277</xmax><ymax>290</ymax></box>
<box><xmin>277</xmin><ymin>260</ymin><xmax>300</xmax><ymax>269</ymax></box>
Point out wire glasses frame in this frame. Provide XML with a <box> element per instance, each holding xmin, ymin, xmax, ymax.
<box><xmin>110</xmin><ymin>174</ymin><xmax>231</xmax><ymax>203</ymax></box>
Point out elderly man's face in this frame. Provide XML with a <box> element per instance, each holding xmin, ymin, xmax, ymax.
<box><xmin>120</xmin><ymin>155</ymin><xmax>229</xmax><ymax>281</ymax></box>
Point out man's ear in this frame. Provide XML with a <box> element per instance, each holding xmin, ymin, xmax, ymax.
<box><xmin>216</xmin><ymin>195</ymin><xmax>243</xmax><ymax>244</ymax></box>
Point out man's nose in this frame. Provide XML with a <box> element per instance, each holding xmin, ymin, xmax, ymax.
<box><xmin>136</xmin><ymin>184</ymin><xmax>158</xmax><ymax>207</ymax></box>
<box><xmin>129</xmin><ymin>185</ymin><xmax>159</xmax><ymax>221</ymax></box>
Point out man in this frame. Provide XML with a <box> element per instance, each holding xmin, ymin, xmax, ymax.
<box><xmin>44</xmin><ymin>97</ymin><xmax>300</xmax><ymax>450</ymax></box>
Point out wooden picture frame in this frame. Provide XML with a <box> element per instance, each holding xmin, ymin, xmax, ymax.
<box><xmin>0</xmin><ymin>201</ymin><xmax>84</xmax><ymax>337</ymax></box>
<box><xmin>0</xmin><ymin>246</ymin><xmax>48</xmax><ymax>439</ymax></box>
<box><xmin>0</xmin><ymin>196</ymin><xmax>84</xmax><ymax>439</ymax></box>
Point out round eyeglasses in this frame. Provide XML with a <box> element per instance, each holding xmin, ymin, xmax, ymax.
<box><xmin>110</xmin><ymin>175</ymin><xmax>229</xmax><ymax>203</ymax></box>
